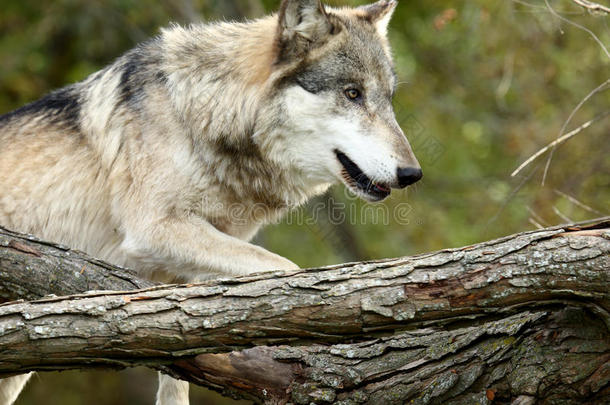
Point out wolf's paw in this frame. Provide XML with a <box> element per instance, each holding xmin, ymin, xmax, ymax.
<box><xmin>272</xmin><ymin>257</ymin><xmax>300</xmax><ymax>272</ymax></box>
<box><xmin>258</xmin><ymin>257</ymin><xmax>300</xmax><ymax>273</ymax></box>
<box><xmin>243</xmin><ymin>253</ymin><xmax>300</xmax><ymax>275</ymax></box>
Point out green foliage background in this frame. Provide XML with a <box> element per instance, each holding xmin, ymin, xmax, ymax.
<box><xmin>1</xmin><ymin>0</ymin><xmax>608</xmax><ymax>403</ymax></box>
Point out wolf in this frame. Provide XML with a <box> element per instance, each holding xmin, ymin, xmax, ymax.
<box><xmin>0</xmin><ymin>0</ymin><xmax>421</xmax><ymax>403</ymax></box>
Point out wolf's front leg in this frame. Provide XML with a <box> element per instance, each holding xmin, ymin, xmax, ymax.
<box><xmin>0</xmin><ymin>373</ymin><xmax>33</xmax><ymax>405</ymax></box>
<box><xmin>156</xmin><ymin>374</ymin><xmax>189</xmax><ymax>405</ymax></box>
<box><xmin>120</xmin><ymin>215</ymin><xmax>298</xmax><ymax>279</ymax></box>
<box><xmin>121</xmin><ymin>216</ymin><xmax>298</xmax><ymax>405</ymax></box>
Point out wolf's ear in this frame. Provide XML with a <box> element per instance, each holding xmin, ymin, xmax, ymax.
<box><xmin>359</xmin><ymin>0</ymin><xmax>397</xmax><ymax>37</ymax></box>
<box><xmin>277</xmin><ymin>0</ymin><xmax>335</xmax><ymax>61</ymax></box>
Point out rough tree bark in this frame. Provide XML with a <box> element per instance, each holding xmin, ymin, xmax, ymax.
<box><xmin>0</xmin><ymin>219</ymin><xmax>609</xmax><ymax>405</ymax></box>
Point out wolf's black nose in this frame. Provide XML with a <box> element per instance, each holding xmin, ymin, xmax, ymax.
<box><xmin>397</xmin><ymin>167</ymin><xmax>423</xmax><ymax>188</ymax></box>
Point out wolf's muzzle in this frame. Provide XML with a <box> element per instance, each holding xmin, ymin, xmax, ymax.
<box><xmin>335</xmin><ymin>149</ymin><xmax>392</xmax><ymax>200</ymax></box>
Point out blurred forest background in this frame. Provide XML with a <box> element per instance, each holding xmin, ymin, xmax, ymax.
<box><xmin>1</xmin><ymin>0</ymin><xmax>608</xmax><ymax>403</ymax></box>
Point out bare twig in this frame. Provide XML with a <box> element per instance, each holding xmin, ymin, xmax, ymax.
<box><xmin>511</xmin><ymin>0</ymin><xmax>585</xmax><ymax>14</ymax></box>
<box><xmin>511</xmin><ymin>110</ymin><xmax>610</xmax><ymax>177</ymax></box>
<box><xmin>554</xmin><ymin>189</ymin><xmax>607</xmax><ymax>215</ymax></box>
<box><xmin>552</xmin><ymin>205</ymin><xmax>573</xmax><ymax>222</ymax></box>
<box><xmin>488</xmin><ymin>163</ymin><xmax>540</xmax><ymax>229</ymax></box>
<box><xmin>542</xmin><ymin>79</ymin><xmax>610</xmax><ymax>184</ymax></box>
<box><xmin>527</xmin><ymin>206</ymin><xmax>550</xmax><ymax>226</ymax></box>
<box><xmin>544</xmin><ymin>0</ymin><xmax>610</xmax><ymax>59</ymax></box>
<box><xmin>528</xmin><ymin>217</ymin><xmax>545</xmax><ymax>228</ymax></box>
<box><xmin>571</xmin><ymin>0</ymin><xmax>610</xmax><ymax>14</ymax></box>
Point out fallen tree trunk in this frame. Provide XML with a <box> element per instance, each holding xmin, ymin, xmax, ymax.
<box><xmin>0</xmin><ymin>227</ymin><xmax>154</xmax><ymax>302</ymax></box>
<box><xmin>0</xmin><ymin>219</ymin><xmax>609</xmax><ymax>404</ymax></box>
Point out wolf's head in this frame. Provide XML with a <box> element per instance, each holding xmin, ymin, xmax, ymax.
<box><xmin>269</xmin><ymin>0</ymin><xmax>422</xmax><ymax>202</ymax></box>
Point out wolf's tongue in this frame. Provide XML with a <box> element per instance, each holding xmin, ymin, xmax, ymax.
<box><xmin>374</xmin><ymin>183</ymin><xmax>390</xmax><ymax>193</ymax></box>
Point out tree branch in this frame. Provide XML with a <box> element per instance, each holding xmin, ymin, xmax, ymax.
<box><xmin>571</xmin><ymin>0</ymin><xmax>610</xmax><ymax>14</ymax></box>
<box><xmin>0</xmin><ymin>226</ymin><xmax>154</xmax><ymax>302</ymax></box>
<box><xmin>1</xmin><ymin>219</ymin><xmax>609</xmax><ymax>404</ymax></box>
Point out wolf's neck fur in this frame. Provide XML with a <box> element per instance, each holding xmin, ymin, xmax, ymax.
<box><xmin>161</xmin><ymin>18</ymin><xmax>277</xmax><ymax>147</ymax></box>
<box><xmin>158</xmin><ymin>19</ymin><xmax>332</xmax><ymax>209</ymax></box>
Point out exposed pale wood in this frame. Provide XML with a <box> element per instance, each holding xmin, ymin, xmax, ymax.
<box><xmin>0</xmin><ymin>219</ymin><xmax>609</xmax><ymax>404</ymax></box>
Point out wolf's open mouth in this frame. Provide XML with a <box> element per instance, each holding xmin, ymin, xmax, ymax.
<box><xmin>335</xmin><ymin>150</ymin><xmax>391</xmax><ymax>201</ymax></box>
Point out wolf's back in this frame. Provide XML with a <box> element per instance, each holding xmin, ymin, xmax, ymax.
<box><xmin>0</xmin><ymin>79</ymin><xmax>128</xmax><ymax>265</ymax></box>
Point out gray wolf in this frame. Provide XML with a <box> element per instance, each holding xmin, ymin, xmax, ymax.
<box><xmin>0</xmin><ymin>0</ymin><xmax>421</xmax><ymax>403</ymax></box>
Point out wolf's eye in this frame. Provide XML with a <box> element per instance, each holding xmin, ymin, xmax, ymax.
<box><xmin>345</xmin><ymin>88</ymin><xmax>362</xmax><ymax>101</ymax></box>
